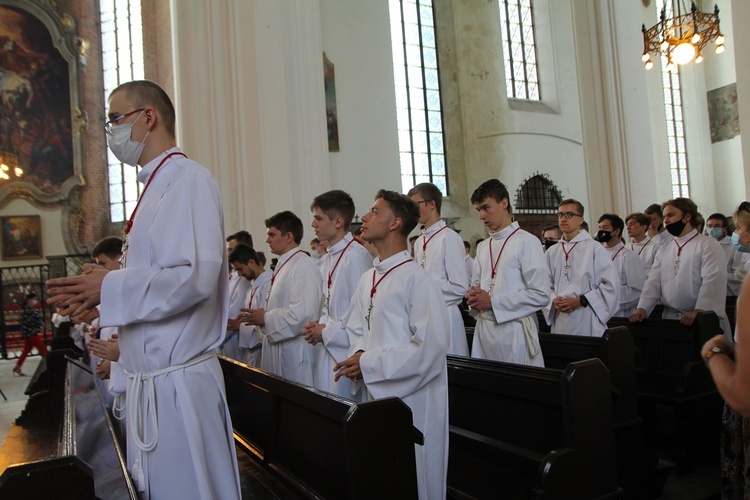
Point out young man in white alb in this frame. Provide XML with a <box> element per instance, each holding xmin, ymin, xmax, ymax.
<box><xmin>631</xmin><ymin>198</ymin><xmax>731</xmax><ymax>337</ymax></box>
<box><xmin>625</xmin><ymin>212</ymin><xmax>658</xmax><ymax>277</ymax></box>
<box><xmin>408</xmin><ymin>182</ymin><xmax>469</xmax><ymax>355</ymax></box>
<box><xmin>596</xmin><ymin>214</ymin><xmax>646</xmax><ymax>317</ymax></box>
<box><xmin>243</xmin><ymin>211</ymin><xmax>323</xmax><ymax>385</ymax></box>
<box><xmin>466</xmin><ymin>179</ymin><xmax>550</xmax><ymax>365</ymax></box>
<box><xmin>334</xmin><ymin>189</ymin><xmax>449</xmax><ymax>500</ymax></box>
<box><xmin>303</xmin><ymin>190</ymin><xmax>372</xmax><ymax>399</ymax></box>
<box><xmin>544</xmin><ymin>199</ymin><xmax>620</xmax><ymax>337</ymax></box>
<box><xmin>229</xmin><ymin>244</ymin><xmax>270</xmax><ymax>367</ymax></box>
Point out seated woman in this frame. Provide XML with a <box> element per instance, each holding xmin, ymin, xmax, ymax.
<box><xmin>702</xmin><ymin>201</ymin><xmax>750</xmax><ymax>497</ymax></box>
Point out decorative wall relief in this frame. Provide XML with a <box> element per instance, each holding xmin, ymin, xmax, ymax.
<box><xmin>707</xmin><ymin>83</ymin><xmax>740</xmax><ymax>144</ymax></box>
<box><xmin>0</xmin><ymin>0</ymin><xmax>86</xmax><ymax>206</ymax></box>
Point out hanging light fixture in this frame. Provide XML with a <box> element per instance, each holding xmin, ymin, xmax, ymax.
<box><xmin>0</xmin><ymin>151</ymin><xmax>22</xmax><ymax>181</ymax></box>
<box><xmin>642</xmin><ymin>2</ymin><xmax>726</xmax><ymax>71</ymax></box>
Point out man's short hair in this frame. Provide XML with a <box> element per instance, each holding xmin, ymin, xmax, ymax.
<box><xmin>409</xmin><ymin>235</ymin><xmax>419</xmax><ymax>243</ymax></box>
<box><xmin>265</xmin><ymin>211</ymin><xmax>304</xmax><ymax>244</ymax></box>
<box><xmin>227</xmin><ymin>230</ymin><xmax>253</xmax><ymax>247</ymax></box>
<box><xmin>310</xmin><ymin>189</ymin><xmax>357</xmax><ymax>227</ymax></box>
<box><xmin>707</xmin><ymin>213</ymin><xmax>728</xmax><ymax>227</ymax></box>
<box><xmin>734</xmin><ymin>202</ymin><xmax>750</xmax><ymax>228</ymax></box>
<box><xmin>598</xmin><ymin>214</ymin><xmax>624</xmax><ymax>235</ymax></box>
<box><xmin>256</xmin><ymin>251</ymin><xmax>267</xmax><ymax>267</ymax></box>
<box><xmin>541</xmin><ymin>225</ymin><xmax>562</xmax><ymax>238</ymax></box>
<box><xmin>470</xmin><ymin>179</ymin><xmax>512</xmax><ymax>214</ymax></box>
<box><xmin>228</xmin><ymin>243</ymin><xmax>260</xmax><ymax>265</ymax></box>
<box><xmin>644</xmin><ymin>203</ymin><xmax>663</xmax><ymax>218</ymax></box>
<box><xmin>662</xmin><ymin>197</ymin><xmax>698</xmax><ymax>226</ymax></box>
<box><xmin>91</xmin><ymin>236</ymin><xmax>123</xmax><ymax>260</ymax></box>
<box><xmin>463</xmin><ymin>240</ymin><xmax>471</xmax><ymax>250</ymax></box>
<box><xmin>559</xmin><ymin>198</ymin><xmax>585</xmax><ymax>217</ymax></box>
<box><xmin>625</xmin><ymin>212</ymin><xmax>651</xmax><ymax>228</ymax></box>
<box><xmin>112</xmin><ymin>80</ymin><xmax>176</xmax><ymax>138</ymax></box>
<box><xmin>375</xmin><ymin>189</ymin><xmax>420</xmax><ymax>237</ymax></box>
<box><xmin>407</xmin><ymin>183</ymin><xmax>443</xmax><ymax>213</ymax></box>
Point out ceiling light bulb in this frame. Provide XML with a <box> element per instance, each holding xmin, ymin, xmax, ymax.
<box><xmin>672</xmin><ymin>42</ymin><xmax>696</xmax><ymax>65</ymax></box>
<box><xmin>691</xmin><ymin>33</ymin><xmax>701</xmax><ymax>44</ymax></box>
<box><xmin>14</xmin><ymin>167</ymin><xmax>23</xmax><ymax>177</ymax></box>
<box><xmin>716</xmin><ymin>35</ymin><xmax>725</xmax><ymax>45</ymax></box>
<box><xmin>0</xmin><ymin>164</ymin><xmax>8</xmax><ymax>171</ymax></box>
<box><xmin>715</xmin><ymin>44</ymin><xmax>725</xmax><ymax>54</ymax></box>
<box><xmin>695</xmin><ymin>54</ymin><xmax>704</xmax><ymax>64</ymax></box>
<box><xmin>661</xmin><ymin>40</ymin><xmax>669</xmax><ymax>51</ymax></box>
<box><xmin>0</xmin><ymin>171</ymin><xmax>9</xmax><ymax>180</ymax></box>
<box><xmin>642</xmin><ymin>53</ymin><xmax>651</xmax><ymax>62</ymax></box>
<box><xmin>645</xmin><ymin>60</ymin><xmax>654</xmax><ymax>70</ymax></box>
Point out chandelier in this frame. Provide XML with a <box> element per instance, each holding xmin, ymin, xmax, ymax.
<box><xmin>641</xmin><ymin>2</ymin><xmax>726</xmax><ymax>71</ymax></box>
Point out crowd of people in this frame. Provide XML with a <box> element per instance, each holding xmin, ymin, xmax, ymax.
<box><xmin>38</xmin><ymin>79</ymin><xmax>750</xmax><ymax>499</ymax></box>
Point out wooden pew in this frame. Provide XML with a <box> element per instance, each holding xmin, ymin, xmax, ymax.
<box><xmin>219</xmin><ymin>355</ymin><xmax>421</xmax><ymax>499</ymax></box>
<box><xmin>0</xmin><ymin>356</ymin><xmax>136</xmax><ymax>499</ymax></box>
<box><xmin>539</xmin><ymin>328</ymin><xmax>669</xmax><ymax>498</ymax></box>
<box><xmin>607</xmin><ymin>313</ymin><xmax>723</xmax><ymax>470</ymax></box>
<box><xmin>447</xmin><ymin>356</ymin><xmax>621</xmax><ymax>499</ymax></box>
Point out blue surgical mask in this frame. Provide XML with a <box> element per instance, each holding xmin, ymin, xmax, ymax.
<box><xmin>706</xmin><ymin>227</ymin><xmax>724</xmax><ymax>239</ymax></box>
<box><xmin>731</xmin><ymin>231</ymin><xmax>750</xmax><ymax>252</ymax></box>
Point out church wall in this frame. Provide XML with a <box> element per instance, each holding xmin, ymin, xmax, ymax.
<box><xmin>318</xmin><ymin>0</ymin><xmax>401</xmax><ymax>223</ymax></box>
<box><xmin>732</xmin><ymin>0</ymin><xmax>750</xmax><ymax>199</ymax></box>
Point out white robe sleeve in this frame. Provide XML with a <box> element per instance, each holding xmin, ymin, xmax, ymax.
<box><xmin>434</xmin><ymin>234</ymin><xmax>469</xmax><ymax>305</ymax></box>
<box><xmin>637</xmin><ymin>245</ymin><xmax>665</xmax><ymax>314</ymax></box>
<box><xmin>100</xmin><ymin>172</ymin><xmax>224</xmax><ymax>327</ymax></box>
<box><xmin>696</xmin><ymin>240</ymin><xmax>729</xmax><ymax>312</ymax></box>
<box><xmin>263</xmin><ymin>261</ymin><xmax>323</xmax><ymax>343</ymax></box>
<box><xmin>491</xmin><ymin>238</ymin><xmax>550</xmax><ymax>322</ymax></box>
<box><xmin>581</xmin><ymin>244</ymin><xmax>620</xmax><ymax>324</ymax></box>
<box><xmin>619</xmin><ymin>251</ymin><xmax>646</xmax><ymax>312</ymax></box>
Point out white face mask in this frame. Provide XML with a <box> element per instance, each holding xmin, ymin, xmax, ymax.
<box><xmin>107</xmin><ymin>111</ymin><xmax>148</xmax><ymax>166</ymax></box>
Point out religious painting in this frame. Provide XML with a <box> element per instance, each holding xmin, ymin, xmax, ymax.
<box><xmin>707</xmin><ymin>83</ymin><xmax>740</xmax><ymax>144</ymax></box>
<box><xmin>324</xmin><ymin>53</ymin><xmax>339</xmax><ymax>152</ymax></box>
<box><xmin>0</xmin><ymin>1</ymin><xmax>85</xmax><ymax>205</ymax></box>
<box><xmin>1</xmin><ymin>215</ymin><xmax>42</xmax><ymax>259</ymax></box>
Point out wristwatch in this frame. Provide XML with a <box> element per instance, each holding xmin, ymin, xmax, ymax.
<box><xmin>579</xmin><ymin>295</ymin><xmax>589</xmax><ymax>308</ymax></box>
<box><xmin>704</xmin><ymin>346</ymin><xmax>726</xmax><ymax>364</ymax></box>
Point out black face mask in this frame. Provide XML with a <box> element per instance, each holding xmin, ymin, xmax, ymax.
<box><xmin>543</xmin><ymin>239</ymin><xmax>557</xmax><ymax>250</ymax></box>
<box><xmin>595</xmin><ymin>230</ymin><xmax>612</xmax><ymax>243</ymax></box>
<box><xmin>666</xmin><ymin>217</ymin><xmax>687</xmax><ymax>237</ymax></box>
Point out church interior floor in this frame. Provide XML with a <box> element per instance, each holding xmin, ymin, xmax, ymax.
<box><xmin>0</xmin><ymin>356</ymin><xmax>721</xmax><ymax>499</ymax></box>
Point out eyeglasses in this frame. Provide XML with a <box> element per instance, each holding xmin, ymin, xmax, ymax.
<box><xmin>104</xmin><ymin>108</ymin><xmax>145</xmax><ymax>134</ymax></box>
<box><xmin>557</xmin><ymin>212</ymin><xmax>582</xmax><ymax>220</ymax></box>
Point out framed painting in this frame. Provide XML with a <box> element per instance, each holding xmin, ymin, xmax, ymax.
<box><xmin>324</xmin><ymin>52</ymin><xmax>339</xmax><ymax>152</ymax></box>
<box><xmin>0</xmin><ymin>0</ymin><xmax>86</xmax><ymax>205</ymax></box>
<box><xmin>1</xmin><ymin>215</ymin><xmax>42</xmax><ymax>259</ymax></box>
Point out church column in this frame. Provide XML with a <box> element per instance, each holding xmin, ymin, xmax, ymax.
<box><xmin>572</xmin><ymin>0</ymin><xmax>659</xmax><ymax>218</ymax></box>
<box><xmin>170</xmin><ymin>0</ymin><xmax>330</xmax><ymax>241</ymax></box>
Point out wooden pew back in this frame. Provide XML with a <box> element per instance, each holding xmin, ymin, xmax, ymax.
<box><xmin>220</xmin><ymin>356</ymin><xmax>420</xmax><ymax>500</ymax></box>
<box><xmin>447</xmin><ymin>356</ymin><xmax>620</xmax><ymax>499</ymax></box>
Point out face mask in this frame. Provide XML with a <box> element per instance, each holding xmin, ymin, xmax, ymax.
<box><xmin>595</xmin><ymin>230</ymin><xmax>612</xmax><ymax>243</ymax></box>
<box><xmin>666</xmin><ymin>217</ymin><xmax>687</xmax><ymax>237</ymax></box>
<box><xmin>543</xmin><ymin>240</ymin><xmax>557</xmax><ymax>250</ymax></box>
<box><xmin>107</xmin><ymin>111</ymin><xmax>148</xmax><ymax>166</ymax></box>
<box><xmin>731</xmin><ymin>232</ymin><xmax>750</xmax><ymax>252</ymax></box>
<box><xmin>310</xmin><ymin>250</ymin><xmax>320</xmax><ymax>260</ymax></box>
<box><xmin>706</xmin><ymin>228</ymin><xmax>724</xmax><ymax>239</ymax></box>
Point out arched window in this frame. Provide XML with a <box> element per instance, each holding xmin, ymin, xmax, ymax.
<box><xmin>390</xmin><ymin>0</ymin><xmax>448</xmax><ymax>195</ymax></box>
<box><xmin>514</xmin><ymin>173</ymin><xmax>562</xmax><ymax>214</ymax></box>
<box><xmin>499</xmin><ymin>0</ymin><xmax>540</xmax><ymax>101</ymax></box>
<box><xmin>100</xmin><ymin>0</ymin><xmax>144</xmax><ymax>223</ymax></box>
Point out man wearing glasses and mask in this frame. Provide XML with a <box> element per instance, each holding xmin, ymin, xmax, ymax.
<box><xmin>46</xmin><ymin>80</ymin><xmax>241</xmax><ymax>500</ymax></box>
<box><xmin>543</xmin><ymin>199</ymin><xmax>620</xmax><ymax>337</ymax></box>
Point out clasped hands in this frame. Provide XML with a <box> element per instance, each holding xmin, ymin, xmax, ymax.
<box><xmin>239</xmin><ymin>308</ymin><xmax>265</xmax><ymax>327</ymax></box>
<box><xmin>46</xmin><ymin>263</ymin><xmax>109</xmax><ymax>320</ymax></box>
<box><xmin>553</xmin><ymin>296</ymin><xmax>582</xmax><ymax>313</ymax></box>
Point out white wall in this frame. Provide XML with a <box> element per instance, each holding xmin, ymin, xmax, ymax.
<box><xmin>318</xmin><ymin>0</ymin><xmax>401</xmax><ymax>222</ymax></box>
